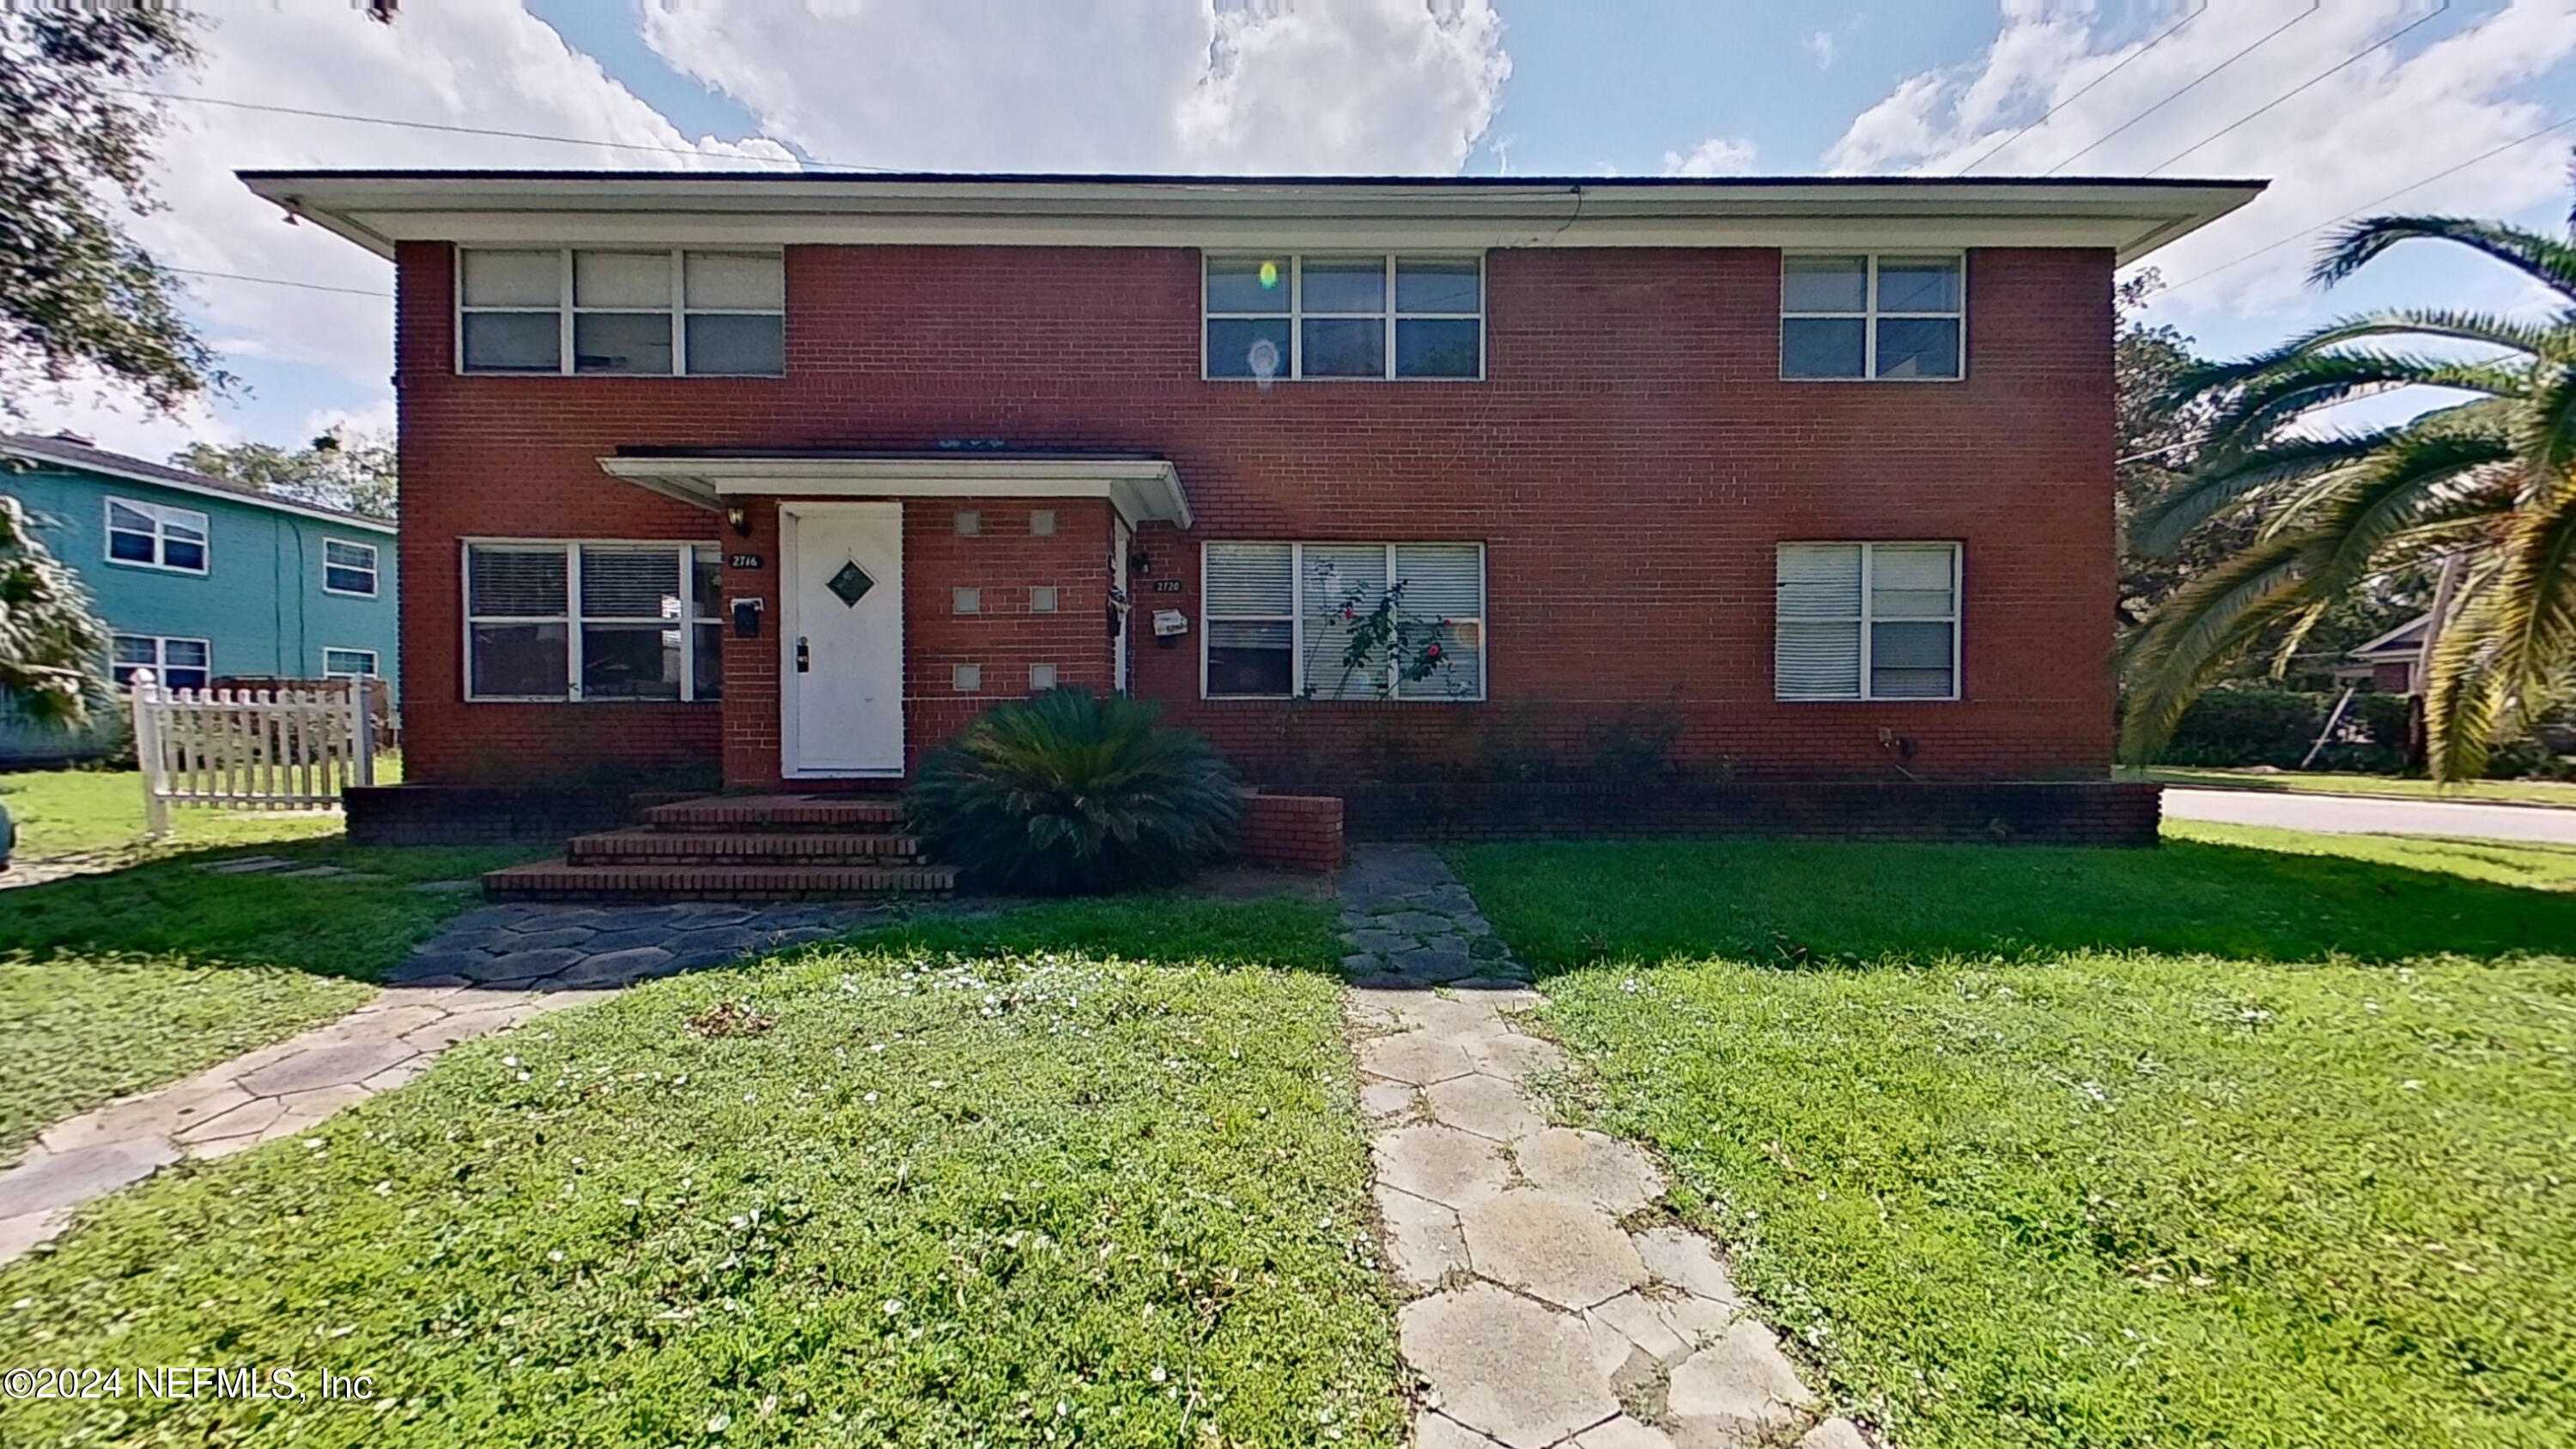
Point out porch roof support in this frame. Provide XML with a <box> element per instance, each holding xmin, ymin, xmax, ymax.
<box><xmin>596</xmin><ymin>451</ymin><xmax>1193</xmax><ymax>529</ymax></box>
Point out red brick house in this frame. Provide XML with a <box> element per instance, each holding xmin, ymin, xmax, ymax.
<box><xmin>243</xmin><ymin>171</ymin><xmax>2257</xmax><ymax>853</ymax></box>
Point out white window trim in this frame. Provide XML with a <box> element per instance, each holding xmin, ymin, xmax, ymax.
<box><xmin>103</xmin><ymin>496</ymin><xmax>210</xmax><ymax>575</ymax></box>
<box><xmin>461</xmin><ymin>539</ymin><xmax>724</xmax><ymax>703</ymax></box>
<box><xmin>111</xmin><ymin>633</ymin><xmax>212</xmax><ymax>689</ymax></box>
<box><xmin>455</xmin><ymin>247</ymin><xmax>786</xmax><ymax>378</ymax></box>
<box><xmin>321</xmin><ymin>647</ymin><xmax>380</xmax><ymax>679</ymax></box>
<box><xmin>1779</xmin><ymin>251</ymin><xmax>1967</xmax><ymax>383</ymax></box>
<box><xmin>322</xmin><ymin>536</ymin><xmax>380</xmax><ymax>598</ymax></box>
<box><xmin>1200</xmin><ymin>540</ymin><xmax>1487</xmax><ymax>702</ymax></box>
<box><xmin>1201</xmin><ymin>253</ymin><xmax>1485</xmax><ymax>382</ymax></box>
<box><xmin>1775</xmin><ymin>540</ymin><xmax>1963</xmax><ymax>703</ymax></box>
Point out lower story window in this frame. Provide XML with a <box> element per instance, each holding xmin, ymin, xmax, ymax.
<box><xmin>465</xmin><ymin>541</ymin><xmax>724</xmax><ymax>701</ymax></box>
<box><xmin>1203</xmin><ymin>540</ymin><xmax>1485</xmax><ymax>700</ymax></box>
<box><xmin>321</xmin><ymin>647</ymin><xmax>380</xmax><ymax>678</ymax></box>
<box><xmin>1775</xmin><ymin>541</ymin><xmax>1959</xmax><ymax>701</ymax></box>
<box><xmin>112</xmin><ymin>634</ymin><xmax>210</xmax><ymax>692</ymax></box>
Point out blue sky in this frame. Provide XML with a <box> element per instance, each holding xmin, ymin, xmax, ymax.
<box><xmin>20</xmin><ymin>0</ymin><xmax>2576</xmax><ymax>459</ymax></box>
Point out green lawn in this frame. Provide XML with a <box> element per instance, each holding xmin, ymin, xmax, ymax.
<box><xmin>1452</xmin><ymin>831</ymin><xmax>2576</xmax><ymax>1449</ymax></box>
<box><xmin>2</xmin><ymin>758</ymin><xmax>404</xmax><ymax>863</ymax></box>
<box><xmin>0</xmin><ymin>897</ymin><xmax>1405</xmax><ymax>1449</ymax></box>
<box><xmin>0</xmin><ymin>840</ymin><xmax>529</xmax><ymax>1157</ymax></box>
<box><xmin>2131</xmin><ymin>764</ymin><xmax>2576</xmax><ymax>807</ymax></box>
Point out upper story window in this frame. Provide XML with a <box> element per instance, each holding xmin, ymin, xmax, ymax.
<box><xmin>1205</xmin><ymin>254</ymin><xmax>1483</xmax><ymax>381</ymax></box>
<box><xmin>457</xmin><ymin>248</ymin><xmax>785</xmax><ymax>377</ymax></box>
<box><xmin>105</xmin><ymin>496</ymin><xmax>207</xmax><ymax>573</ymax></box>
<box><xmin>1781</xmin><ymin>254</ymin><xmax>1963</xmax><ymax>381</ymax></box>
<box><xmin>323</xmin><ymin>538</ymin><xmax>379</xmax><ymax>597</ymax></box>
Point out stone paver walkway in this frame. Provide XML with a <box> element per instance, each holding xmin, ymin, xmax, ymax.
<box><xmin>0</xmin><ymin>898</ymin><xmax>888</xmax><ymax>1265</ymax></box>
<box><xmin>1340</xmin><ymin>845</ymin><xmax>1867</xmax><ymax>1449</ymax></box>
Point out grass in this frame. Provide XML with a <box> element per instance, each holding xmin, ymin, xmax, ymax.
<box><xmin>1451</xmin><ymin>831</ymin><xmax>2576</xmax><ymax>1449</ymax></box>
<box><xmin>0</xmin><ymin>840</ymin><xmax>531</xmax><ymax>1157</ymax></box>
<box><xmin>2</xmin><ymin>758</ymin><xmax>405</xmax><ymax>863</ymax></box>
<box><xmin>2131</xmin><ymin>764</ymin><xmax>2576</xmax><ymax>807</ymax></box>
<box><xmin>0</xmin><ymin>896</ymin><xmax>1405</xmax><ymax>1449</ymax></box>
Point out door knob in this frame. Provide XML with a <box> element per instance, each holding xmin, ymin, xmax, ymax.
<box><xmin>796</xmin><ymin>637</ymin><xmax>811</xmax><ymax>673</ymax></box>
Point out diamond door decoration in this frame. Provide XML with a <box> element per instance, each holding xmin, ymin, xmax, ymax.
<box><xmin>826</xmin><ymin>558</ymin><xmax>876</xmax><ymax>607</ymax></box>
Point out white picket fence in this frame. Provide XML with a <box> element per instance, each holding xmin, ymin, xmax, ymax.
<box><xmin>129</xmin><ymin>671</ymin><xmax>379</xmax><ymax>836</ymax></box>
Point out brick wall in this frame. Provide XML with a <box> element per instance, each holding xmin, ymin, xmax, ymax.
<box><xmin>395</xmin><ymin>240</ymin><xmax>2117</xmax><ymax>788</ymax></box>
<box><xmin>1340</xmin><ymin>779</ymin><xmax>2162</xmax><ymax>847</ymax></box>
<box><xmin>1236</xmin><ymin>792</ymin><xmax>1346</xmax><ymax>873</ymax></box>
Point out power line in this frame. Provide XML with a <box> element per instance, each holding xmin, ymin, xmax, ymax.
<box><xmin>1954</xmin><ymin>3</ymin><xmax>2207</xmax><ymax>175</ymax></box>
<box><xmin>2146</xmin><ymin>2</ymin><xmax>2450</xmax><ymax>175</ymax></box>
<box><xmin>2156</xmin><ymin>112</ymin><xmax>2576</xmax><ymax>295</ymax></box>
<box><xmin>2044</xmin><ymin>3</ymin><xmax>2321</xmax><ymax>175</ymax></box>
<box><xmin>168</xmin><ymin>265</ymin><xmax>389</xmax><ymax>299</ymax></box>
<box><xmin>127</xmin><ymin>88</ymin><xmax>898</xmax><ymax>173</ymax></box>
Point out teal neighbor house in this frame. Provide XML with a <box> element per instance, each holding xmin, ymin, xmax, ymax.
<box><xmin>0</xmin><ymin>432</ymin><xmax>398</xmax><ymax>765</ymax></box>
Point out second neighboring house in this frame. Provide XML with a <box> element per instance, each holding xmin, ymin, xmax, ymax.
<box><xmin>0</xmin><ymin>432</ymin><xmax>398</xmax><ymax>765</ymax></box>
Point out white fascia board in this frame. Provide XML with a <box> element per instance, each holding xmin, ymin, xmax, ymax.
<box><xmin>246</xmin><ymin>176</ymin><xmax>2263</xmax><ymax>266</ymax></box>
<box><xmin>598</xmin><ymin>456</ymin><xmax>1194</xmax><ymax>530</ymax></box>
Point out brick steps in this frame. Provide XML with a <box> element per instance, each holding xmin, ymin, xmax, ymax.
<box><xmin>483</xmin><ymin>860</ymin><xmax>955</xmax><ymax>902</ymax></box>
<box><xmin>484</xmin><ymin>792</ymin><xmax>949</xmax><ymax>901</ymax></box>
<box><xmin>568</xmin><ymin>828</ymin><xmax>926</xmax><ymax>865</ymax></box>
<box><xmin>645</xmin><ymin>794</ymin><xmax>906</xmax><ymax>832</ymax></box>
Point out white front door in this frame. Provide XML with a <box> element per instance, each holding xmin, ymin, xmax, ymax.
<box><xmin>782</xmin><ymin>502</ymin><xmax>904</xmax><ymax>776</ymax></box>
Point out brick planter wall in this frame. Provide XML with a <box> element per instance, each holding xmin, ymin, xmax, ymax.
<box><xmin>1337</xmin><ymin>779</ymin><xmax>2160</xmax><ymax>847</ymax></box>
<box><xmin>1235</xmin><ymin>792</ymin><xmax>1345</xmax><ymax>873</ymax></box>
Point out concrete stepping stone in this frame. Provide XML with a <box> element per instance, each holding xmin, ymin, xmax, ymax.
<box><xmin>1517</xmin><ymin>1128</ymin><xmax>1665</xmax><ymax>1215</ymax></box>
<box><xmin>1417</xmin><ymin>1413</ymin><xmax>1511</xmax><ymax>1448</ymax></box>
<box><xmin>1358</xmin><ymin>1081</ymin><xmax>1416</xmax><ymax>1120</ymax></box>
<box><xmin>1458</xmin><ymin>1192</ymin><xmax>1650</xmax><ymax>1310</ymax></box>
<box><xmin>1378</xmin><ymin>1187</ymin><xmax>1470</xmax><ymax>1293</ymax></box>
<box><xmin>1796</xmin><ymin>1418</ymin><xmax>1868</xmax><ymax>1449</ymax></box>
<box><xmin>1666</xmin><ymin>1321</ymin><xmax>1817</xmax><ymax>1445</ymax></box>
<box><xmin>1461</xmin><ymin>1031</ymin><xmax>1567</xmax><ymax>1080</ymax></box>
<box><xmin>1424</xmin><ymin>1074</ymin><xmax>1546</xmax><ymax>1142</ymax></box>
<box><xmin>1400</xmin><ymin>1284</ymin><xmax>1619</xmax><ymax>1449</ymax></box>
<box><xmin>1577</xmin><ymin>1418</ymin><xmax>1680</xmax><ymax>1448</ymax></box>
<box><xmin>1587</xmin><ymin>1290</ymin><xmax>1695</xmax><ymax>1363</ymax></box>
<box><xmin>1631</xmin><ymin>1226</ymin><xmax>1742</xmax><ymax>1309</ymax></box>
<box><xmin>547</xmin><ymin>945</ymin><xmax>677</xmax><ymax>988</ymax></box>
<box><xmin>0</xmin><ymin>1137</ymin><xmax>179</xmax><ymax>1217</ymax></box>
<box><xmin>236</xmin><ymin>1038</ymin><xmax>416</xmax><ymax>1098</ymax></box>
<box><xmin>1358</xmin><ymin>1032</ymin><xmax>1476</xmax><ymax>1086</ymax></box>
<box><xmin>1373</xmin><ymin>1123</ymin><xmax>1510</xmax><ymax>1208</ymax></box>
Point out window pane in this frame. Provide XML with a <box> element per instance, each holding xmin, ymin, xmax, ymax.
<box><xmin>1205</xmin><ymin>317</ymin><xmax>1291</xmax><ymax>380</ymax></box>
<box><xmin>1303</xmin><ymin>545</ymin><xmax>1390</xmax><ymax>698</ymax></box>
<box><xmin>1871</xmin><ymin>545</ymin><xmax>1957</xmax><ymax>618</ymax></box>
<box><xmin>574</xmin><ymin>250</ymin><xmax>671</xmax><ymax>308</ymax></box>
<box><xmin>462</xmin><ymin>312</ymin><xmax>561</xmax><ymax>372</ymax></box>
<box><xmin>1392</xmin><ymin>544</ymin><xmax>1482</xmax><ymax>619</ymax></box>
<box><xmin>1876</xmin><ymin>318</ymin><xmax>1960</xmax><ymax>379</ymax></box>
<box><xmin>107</xmin><ymin>502</ymin><xmax>153</xmax><ymax>532</ymax></box>
<box><xmin>685</xmin><ymin>314</ymin><xmax>784</xmax><ymax>375</ymax></box>
<box><xmin>471</xmin><ymin>622</ymin><xmax>568</xmax><ymax>697</ymax></box>
<box><xmin>324</xmin><ymin>648</ymin><xmax>377</xmax><ymax>675</ymax></box>
<box><xmin>165</xmin><ymin>665</ymin><xmax>210</xmax><ymax>692</ymax></box>
<box><xmin>1783</xmin><ymin>317</ymin><xmax>1866</xmax><ymax>378</ymax></box>
<box><xmin>161</xmin><ymin>513</ymin><xmax>205</xmax><ymax>542</ymax></box>
<box><xmin>1206</xmin><ymin>619</ymin><xmax>1292</xmax><ymax>697</ymax></box>
<box><xmin>326</xmin><ymin>540</ymin><xmax>374</xmax><ymax>569</ymax></box>
<box><xmin>1783</xmin><ymin>255</ymin><xmax>1868</xmax><ymax>313</ymax></box>
<box><xmin>163</xmin><ymin>539</ymin><xmax>205</xmax><ymax>572</ymax></box>
<box><xmin>1395</xmin><ymin>258</ymin><xmax>1480</xmax><ymax>314</ymax></box>
<box><xmin>1777</xmin><ymin>544</ymin><xmax>1862</xmax><ymax>617</ymax></box>
<box><xmin>691</xmin><ymin>547</ymin><xmax>724</xmax><ymax>617</ymax></box>
<box><xmin>1204</xmin><ymin>542</ymin><xmax>1293</xmax><ymax>616</ymax></box>
<box><xmin>470</xmin><ymin>547</ymin><xmax>568</xmax><ymax>617</ymax></box>
<box><xmin>693</xmin><ymin>621</ymin><xmax>724</xmax><ymax>701</ymax></box>
<box><xmin>1206</xmin><ymin>256</ymin><xmax>1290</xmax><ymax>313</ymax></box>
<box><xmin>112</xmin><ymin>635</ymin><xmax>157</xmax><ymax>667</ymax></box>
<box><xmin>462</xmin><ymin>250</ymin><xmax>560</xmax><ymax>307</ymax></box>
<box><xmin>1876</xmin><ymin>257</ymin><xmax>1961</xmax><ymax>313</ymax></box>
<box><xmin>580</xmin><ymin>623</ymin><xmax>682</xmax><ymax>699</ymax></box>
<box><xmin>1871</xmin><ymin>620</ymin><xmax>1955</xmax><ymax>697</ymax></box>
<box><xmin>1777</xmin><ymin>621</ymin><xmax>1862</xmax><ymax>699</ymax></box>
<box><xmin>1395</xmin><ymin>319</ymin><xmax>1479</xmax><ymax>378</ymax></box>
<box><xmin>109</xmin><ymin>531</ymin><xmax>156</xmax><ymax>563</ymax></box>
<box><xmin>581</xmin><ymin>546</ymin><xmax>682</xmax><ymax>619</ymax></box>
<box><xmin>326</xmin><ymin>563</ymin><xmax>375</xmax><ymax>594</ymax></box>
<box><xmin>1302</xmin><ymin>317</ymin><xmax>1384</xmax><ymax>378</ymax></box>
<box><xmin>684</xmin><ymin>252</ymin><xmax>783</xmax><ymax>310</ymax></box>
<box><xmin>1399</xmin><ymin>618</ymin><xmax>1482</xmax><ymax>700</ymax></box>
<box><xmin>1301</xmin><ymin>257</ymin><xmax>1386</xmax><ymax>314</ymax></box>
<box><xmin>161</xmin><ymin>639</ymin><xmax>205</xmax><ymax>667</ymax></box>
<box><xmin>574</xmin><ymin>313</ymin><xmax>675</xmax><ymax>374</ymax></box>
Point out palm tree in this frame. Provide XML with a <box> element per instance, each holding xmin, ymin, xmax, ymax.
<box><xmin>2119</xmin><ymin>212</ymin><xmax>2576</xmax><ymax>780</ymax></box>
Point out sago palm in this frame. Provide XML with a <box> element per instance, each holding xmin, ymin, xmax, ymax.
<box><xmin>2120</xmin><ymin>213</ymin><xmax>2576</xmax><ymax>779</ymax></box>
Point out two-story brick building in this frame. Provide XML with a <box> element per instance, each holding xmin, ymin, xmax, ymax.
<box><xmin>241</xmin><ymin>171</ymin><xmax>2257</xmax><ymax>831</ymax></box>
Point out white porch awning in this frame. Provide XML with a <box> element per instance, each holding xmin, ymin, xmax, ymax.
<box><xmin>598</xmin><ymin>450</ymin><xmax>1193</xmax><ymax>529</ymax></box>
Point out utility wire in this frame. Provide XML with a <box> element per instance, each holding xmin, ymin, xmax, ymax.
<box><xmin>2157</xmin><ymin>112</ymin><xmax>2576</xmax><ymax>295</ymax></box>
<box><xmin>1954</xmin><ymin>3</ymin><xmax>2207</xmax><ymax>174</ymax></box>
<box><xmin>2044</xmin><ymin>3</ymin><xmax>2321</xmax><ymax>174</ymax></box>
<box><xmin>2146</xmin><ymin>2</ymin><xmax>2450</xmax><ymax>175</ymax></box>
<box><xmin>168</xmin><ymin>265</ymin><xmax>389</xmax><ymax>299</ymax></box>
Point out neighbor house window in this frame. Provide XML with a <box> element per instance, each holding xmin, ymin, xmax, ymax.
<box><xmin>321</xmin><ymin>647</ymin><xmax>380</xmax><ymax>678</ymax></box>
<box><xmin>111</xmin><ymin>634</ymin><xmax>210</xmax><ymax>691</ymax></box>
<box><xmin>464</xmin><ymin>541</ymin><xmax>725</xmax><ymax>701</ymax></box>
<box><xmin>1781</xmin><ymin>254</ymin><xmax>1964</xmax><ymax>380</ymax></box>
<box><xmin>1775</xmin><ymin>542</ymin><xmax>1959</xmax><ymax>701</ymax></box>
<box><xmin>1202</xmin><ymin>541</ymin><xmax>1485</xmax><ymax>700</ymax></box>
<box><xmin>458</xmin><ymin>248</ymin><xmax>785</xmax><ymax>376</ymax></box>
<box><xmin>1204</xmin><ymin>254</ymin><xmax>1483</xmax><ymax>381</ymax></box>
<box><xmin>104</xmin><ymin>496</ymin><xmax>208</xmax><ymax>573</ymax></box>
<box><xmin>323</xmin><ymin>538</ymin><xmax>379</xmax><ymax>596</ymax></box>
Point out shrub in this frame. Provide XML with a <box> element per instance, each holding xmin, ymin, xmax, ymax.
<box><xmin>908</xmin><ymin>689</ymin><xmax>1242</xmax><ymax>893</ymax></box>
<box><xmin>2158</xmin><ymin>686</ymin><xmax>2406</xmax><ymax>771</ymax></box>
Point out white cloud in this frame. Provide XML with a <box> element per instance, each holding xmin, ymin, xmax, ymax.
<box><xmin>1662</xmin><ymin>136</ymin><xmax>1759</xmax><ymax>177</ymax></box>
<box><xmin>637</xmin><ymin>0</ymin><xmax>1511</xmax><ymax>174</ymax></box>
<box><xmin>1804</xmin><ymin>15</ymin><xmax>1862</xmax><ymax>70</ymax></box>
<box><xmin>1820</xmin><ymin>0</ymin><xmax>2576</xmax><ymax>312</ymax></box>
<box><xmin>5</xmin><ymin>374</ymin><xmax>240</xmax><ymax>463</ymax></box>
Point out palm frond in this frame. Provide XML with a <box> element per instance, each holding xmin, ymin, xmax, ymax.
<box><xmin>2312</xmin><ymin>216</ymin><xmax>2576</xmax><ymax>302</ymax></box>
<box><xmin>2293</xmin><ymin>431</ymin><xmax>2522</xmax><ymax>592</ymax></box>
<box><xmin>2424</xmin><ymin>575</ymin><xmax>2511</xmax><ymax>782</ymax></box>
<box><xmin>2117</xmin><ymin>533</ymin><xmax>2323</xmax><ymax>764</ymax></box>
<box><xmin>2128</xmin><ymin>430</ymin><xmax>2392</xmax><ymax>556</ymax></box>
<box><xmin>2186</xmin><ymin>350</ymin><xmax>2525</xmax><ymax>458</ymax></box>
<box><xmin>2287</xmin><ymin>307</ymin><xmax>2566</xmax><ymax>361</ymax></box>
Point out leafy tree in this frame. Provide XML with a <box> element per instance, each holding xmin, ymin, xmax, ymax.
<box><xmin>1</xmin><ymin>7</ymin><xmax>222</xmax><ymax>419</ymax></box>
<box><xmin>0</xmin><ymin>490</ymin><xmax>108</xmax><ymax>726</ymax></box>
<box><xmin>174</xmin><ymin>429</ymin><xmax>397</xmax><ymax>520</ymax></box>
<box><xmin>2114</xmin><ymin>271</ymin><xmax>2233</xmax><ymax>629</ymax></box>
<box><xmin>2121</xmin><ymin>210</ymin><xmax>2576</xmax><ymax>779</ymax></box>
